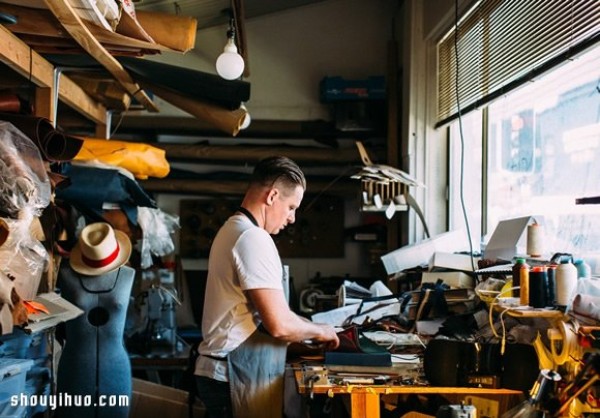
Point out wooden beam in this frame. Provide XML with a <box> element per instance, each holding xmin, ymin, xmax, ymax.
<box><xmin>0</xmin><ymin>24</ymin><xmax>54</xmax><ymax>87</ymax></box>
<box><xmin>0</xmin><ymin>24</ymin><xmax>106</xmax><ymax>124</ymax></box>
<box><xmin>140</xmin><ymin>178</ymin><xmax>357</xmax><ymax>196</ymax></box>
<box><xmin>44</xmin><ymin>0</ymin><xmax>158</xmax><ymax>112</ymax></box>
<box><xmin>156</xmin><ymin>143</ymin><xmax>364</xmax><ymax>166</ymax></box>
<box><xmin>58</xmin><ymin>74</ymin><xmax>106</xmax><ymax>124</ymax></box>
<box><xmin>116</xmin><ymin>116</ymin><xmax>381</xmax><ymax>145</ymax></box>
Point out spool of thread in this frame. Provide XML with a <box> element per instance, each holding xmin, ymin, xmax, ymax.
<box><xmin>555</xmin><ymin>257</ymin><xmax>577</xmax><ymax>307</ymax></box>
<box><xmin>527</xmin><ymin>223</ymin><xmax>543</xmax><ymax>257</ymax></box>
<box><xmin>546</xmin><ymin>264</ymin><xmax>557</xmax><ymax>306</ymax></box>
<box><xmin>520</xmin><ymin>263</ymin><xmax>530</xmax><ymax>307</ymax></box>
<box><xmin>512</xmin><ymin>258</ymin><xmax>527</xmax><ymax>298</ymax></box>
<box><xmin>529</xmin><ymin>266</ymin><xmax>547</xmax><ymax>308</ymax></box>
<box><xmin>529</xmin><ymin>369</ymin><xmax>561</xmax><ymax>405</ymax></box>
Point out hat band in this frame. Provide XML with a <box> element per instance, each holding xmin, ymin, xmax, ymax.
<box><xmin>81</xmin><ymin>243</ymin><xmax>120</xmax><ymax>268</ymax></box>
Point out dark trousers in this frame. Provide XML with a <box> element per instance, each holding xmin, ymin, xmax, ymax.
<box><xmin>195</xmin><ymin>376</ymin><xmax>233</xmax><ymax>418</ymax></box>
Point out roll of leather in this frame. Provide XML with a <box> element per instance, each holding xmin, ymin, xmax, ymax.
<box><xmin>140</xmin><ymin>82</ymin><xmax>247</xmax><ymax>136</ymax></box>
<box><xmin>0</xmin><ymin>114</ymin><xmax>83</xmax><ymax>162</ymax></box>
<box><xmin>43</xmin><ymin>54</ymin><xmax>251</xmax><ymax>111</ymax></box>
<box><xmin>135</xmin><ymin>10</ymin><xmax>197</xmax><ymax>53</ymax></box>
<box><xmin>0</xmin><ymin>92</ymin><xmax>23</xmax><ymax>114</ymax></box>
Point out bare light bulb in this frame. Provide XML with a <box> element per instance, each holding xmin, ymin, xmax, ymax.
<box><xmin>216</xmin><ymin>38</ymin><xmax>245</xmax><ymax>80</ymax></box>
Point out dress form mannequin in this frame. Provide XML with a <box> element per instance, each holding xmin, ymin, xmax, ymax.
<box><xmin>55</xmin><ymin>222</ymin><xmax>134</xmax><ymax>418</ymax></box>
<box><xmin>56</xmin><ymin>265</ymin><xmax>134</xmax><ymax>418</ymax></box>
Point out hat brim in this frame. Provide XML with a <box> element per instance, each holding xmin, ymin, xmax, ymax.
<box><xmin>69</xmin><ymin>229</ymin><xmax>132</xmax><ymax>276</ymax></box>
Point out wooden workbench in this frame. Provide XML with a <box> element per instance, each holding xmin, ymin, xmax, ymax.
<box><xmin>294</xmin><ymin>368</ymin><xmax>523</xmax><ymax>418</ymax></box>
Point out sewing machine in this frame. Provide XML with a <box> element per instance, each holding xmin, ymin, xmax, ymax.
<box><xmin>128</xmin><ymin>283</ymin><xmax>180</xmax><ymax>357</ymax></box>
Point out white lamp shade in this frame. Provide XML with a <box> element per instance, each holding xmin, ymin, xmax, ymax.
<box><xmin>216</xmin><ymin>39</ymin><xmax>245</xmax><ymax>80</ymax></box>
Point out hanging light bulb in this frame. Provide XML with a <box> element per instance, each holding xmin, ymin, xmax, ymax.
<box><xmin>216</xmin><ymin>17</ymin><xmax>244</xmax><ymax>80</ymax></box>
<box><xmin>240</xmin><ymin>103</ymin><xmax>251</xmax><ymax>130</ymax></box>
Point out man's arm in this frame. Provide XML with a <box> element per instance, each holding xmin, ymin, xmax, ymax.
<box><xmin>247</xmin><ymin>288</ymin><xmax>339</xmax><ymax>349</ymax></box>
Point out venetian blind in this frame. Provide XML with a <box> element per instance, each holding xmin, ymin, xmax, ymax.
<box><xmin>437</xmin><ymin>0</ymin><xmax>600</xmax><ymax>126</ymax></box>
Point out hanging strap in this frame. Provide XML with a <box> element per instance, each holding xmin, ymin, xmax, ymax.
<box><xmin>237</xmin><ymin>206</ymin><xmax>258</xmax><ymax>227</ymax></box>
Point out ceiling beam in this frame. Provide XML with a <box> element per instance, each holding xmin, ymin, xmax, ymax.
<box><xmin>140</xmin><ymin>178</ymin><xmax>357</xmax><ymax>196</ymax></box>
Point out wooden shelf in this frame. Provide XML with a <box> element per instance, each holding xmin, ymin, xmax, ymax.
<box><xmin>0</xmin><ymin>23</ymin><xmax>106</xmax><ymax>124</ymax></box>
<box><xmin>43</xmin><ymin>0</ymin><xmax>158</xmax><ymax>112</ymax></box>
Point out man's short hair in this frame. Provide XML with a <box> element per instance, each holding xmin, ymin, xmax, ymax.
<box><xmin>250</xmin><ymin>156</ymin><xmax>306</xmax><ymax>192</ymax></box>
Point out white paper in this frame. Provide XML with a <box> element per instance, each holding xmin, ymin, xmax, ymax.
<box><xmin>311</xmin><ymin>300</ymin><xmax>401</xmax><ymax>327</ymax></box>
<box><xmin>369</xmin><ymin>280</ymin><xmax>393</xmax><ymax>297</ymax></box>
<box><xmin>381</xmin><ymin>229</ymin><xmax>469</xmax><ymax>274</ymax></box>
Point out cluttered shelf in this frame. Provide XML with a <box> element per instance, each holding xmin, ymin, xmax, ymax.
<box><xmin>0</xmin><ymin>22</ymin><xmax>107</xmax><ymax>125</ymax></box>
<box><xmin>0</xmin><ymin>0</ymin><xmax>199</xmax><ymax>128</ymax></box>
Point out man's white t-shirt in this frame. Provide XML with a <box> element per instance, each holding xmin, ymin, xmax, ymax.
<box><xmin>195</xmin><ymin>214</ymin><xmax>283</xmax><ymax>382</ymax></box>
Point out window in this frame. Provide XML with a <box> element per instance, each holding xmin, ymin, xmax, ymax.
<box><xmin>448</xmin><ymin>46</ymin><xmax>600</xmax><ymax>260</ymax></box>
<box><xmin>487</xmin><ymin>47</ymin><xmax>600</xmax><ymax>256</ymax></box>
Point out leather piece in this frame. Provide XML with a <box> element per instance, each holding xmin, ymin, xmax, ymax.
<box><xmin>135</xmin><ymin>10</ymin><xmax>197</xmax><ymax>52</ymax></box>
<box><xmin>334</xmin><ymin>325</ymin><xmax>388</xmax><ymax>354</ymax></box>
<box><xmin>140</xmin><ymin>81</ymin><xmax>247</xmax><ymax>137</ymax></box>
<box><xmin>44</xmin><ymin>54</ymin><xmax>251</xmax><ymax>110</ymax></box>
<box><xmin>0</xmin><ymin>114</ymin><xmax>83</xmax><ymax>162</ymax></box>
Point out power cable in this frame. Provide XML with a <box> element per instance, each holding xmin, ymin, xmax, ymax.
<box><xmin>454</xmin><ymin>0</ymin><xmax>477</xmax><ymax>274</ymax></box>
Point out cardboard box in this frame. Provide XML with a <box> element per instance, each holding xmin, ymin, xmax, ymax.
<box><xmin>130</xmin><ymin>378</ymin><xmax>205</xmax><ymax>418</ymax></box>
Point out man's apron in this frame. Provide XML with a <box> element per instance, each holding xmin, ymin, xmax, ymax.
<box><xmin>227</xmin><ymin>325</ymin><xmax>288</xmax><ymax>418</ymax></box>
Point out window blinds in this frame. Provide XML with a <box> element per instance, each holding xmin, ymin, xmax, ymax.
<box><xmin>437</xmin><ymin>0</ymin><xmax>600</xmax><ymax>126</ymax></box>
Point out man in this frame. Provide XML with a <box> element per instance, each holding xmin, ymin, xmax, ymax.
<box><xmin>195</xmin><ymin>156</ymin><xmax>340</xmax><ymax>418</ymax></box>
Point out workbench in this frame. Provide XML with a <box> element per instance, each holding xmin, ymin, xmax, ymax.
<box><xmin>294</xmin><ymin>367</ymin><xmax>523</xmax><ymax>418</ymax></box>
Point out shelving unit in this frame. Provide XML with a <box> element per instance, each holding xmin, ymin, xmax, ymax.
<box><xmin>0</xmin><ymin>23</ymin><xmax>106</xmax><ymax>126</ymax></box>
<box><xmin>0</xmin><ymin>1</ymin><xmax>162</xmax><ymax>134</ymax></box>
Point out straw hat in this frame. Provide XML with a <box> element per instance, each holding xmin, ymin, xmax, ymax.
<box><xmin>70</xmin><ymin>222</ymin><xmax>131</xmax><ymax>276</ymax></box>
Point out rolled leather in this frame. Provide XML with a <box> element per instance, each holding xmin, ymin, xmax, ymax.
<box><xmin>0</xmin><ymin>113</ymin><xmax>83</xmax><ymax>162</ymax></box>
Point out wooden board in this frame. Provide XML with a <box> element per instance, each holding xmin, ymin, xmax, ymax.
<box><xmin>0</xmin><ymin>24</ymin><xmax>106</xmax><ymax>124</ymax></box>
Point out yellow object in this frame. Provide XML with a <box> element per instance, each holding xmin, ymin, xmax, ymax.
<box><xmin>74</xmin><ymin>138</ymin><xmax>169</xmax><ymax>179</ymax></box>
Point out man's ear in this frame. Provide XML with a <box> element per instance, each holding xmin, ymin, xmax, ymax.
<box><xmin>266</xmin><ymin>188</ymin><xmax>279</xmax><ymax>206</ymax></box>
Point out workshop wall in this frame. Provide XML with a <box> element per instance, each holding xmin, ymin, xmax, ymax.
<box><xmin>147</xmin><ymin>0</ymin><xmax>403</xmax><ymax>292</ymax></box>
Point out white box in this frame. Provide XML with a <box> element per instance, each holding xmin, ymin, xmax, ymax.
<box><xmin>381</xmin><ymin>230</ymin><xmax>469</xmax><ymax>275</ymax></box>
<box><xmin>421</xmin><ymin>271</ymin><xmax>474</xmax><ymax>289</ymax></box>
<box><xmin>428</xmin><ymin>252</ymin><xmax>480</xmax><ymax>272</ymax></box>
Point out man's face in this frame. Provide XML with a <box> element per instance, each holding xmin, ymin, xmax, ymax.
<box><xmin>265</xmin><ymin>184</ymin><xmax>304</xmax><ymax>235</ymax></box>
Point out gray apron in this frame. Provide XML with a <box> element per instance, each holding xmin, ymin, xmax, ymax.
<box><xmin>227</xmin><ymin>325</ymin><xmax>288</xmax><ymax>418</ymax></box>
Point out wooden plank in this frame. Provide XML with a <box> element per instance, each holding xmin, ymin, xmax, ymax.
<box><xmin>157</xmin><ymin>143</ymin><xmax>365</xmax><ymax>165</ymax></box>
<box><xmin>140</xmin><ymin>178</ymin><xmax>356</xmax><ymax>196</ymax></box>
<box><xmin>350</xmin><ymin>392</ymin><xmax>379</xmax><ymax>418</ymax></box>
<box><xmin>43</xmin><ymin>0</ymin><xmax>159</xmax><ymax>112</ymax></box>
<box><xmin>59</xmin><ymin>74</ymin><xmax>106</xmax><ymax>124</ymax></box>
<box><xmin>0</xmin><ymin>24</ymin><xmax>105</xmax><ymax>124</ymax></box>
<box><xmin>34</xmin><ymin>87</ymin><xmax>53</xmax><ymax>121</ymax></box>
<box><xmin>0</xmin><ymin>24</ymin><xmax>54</xmax><ymax>87</ymax></box>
